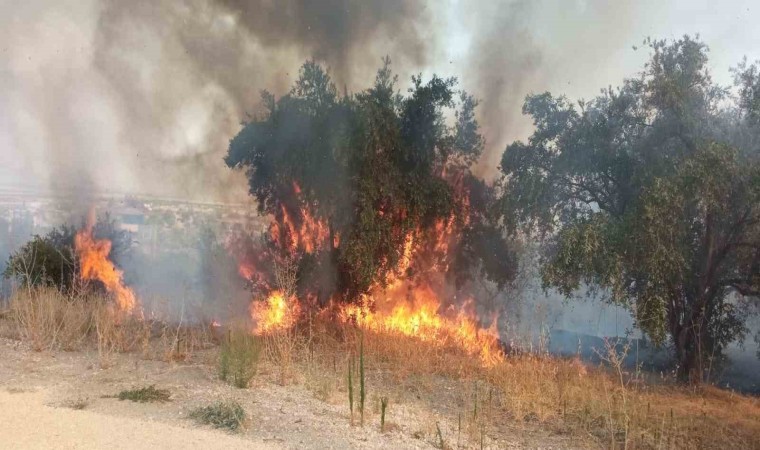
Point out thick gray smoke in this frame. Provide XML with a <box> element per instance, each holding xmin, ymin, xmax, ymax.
<box><xmin>1</xmin><ymin>0</ymin><xmax>441</xmax><ymax>202</ymax></box>
<box><xmin>212</xmin><ymin>0</ymin><xmax>433</xmax><ymax>82</ymax></box>
<box><xmin>3</xmin><ymin>0</ymin><xmax>757</xmax><ymax>198</ymax></box>
<box><xmin>1</xmin><ymin>0</ymin><xmax>646</xmax><ymax>200</ymax></box>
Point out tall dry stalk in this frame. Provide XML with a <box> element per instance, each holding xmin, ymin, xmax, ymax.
<box><xmin>262</xmin><ymin>256</ymin><xmax>301</xmax><ymax>385</ymax></box>
<box><xmin>595</xmin><ymin>338</ymin><xmax>636</xmax><ymax>449</ymax></box>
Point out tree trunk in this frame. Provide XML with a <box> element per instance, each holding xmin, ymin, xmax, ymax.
<box><xmin>672</xmin><ymin>303</ymin><xmax>707</xmax><ymax>384</ymax></box>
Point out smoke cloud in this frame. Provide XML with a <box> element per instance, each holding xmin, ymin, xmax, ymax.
<box><xmin>2</xmin><ymin>0</ymin><xmax>757</xmax><ymax>198</ymax></box>
<box><xmin>1</xmin><ymin>0</ymin><xmax>442</xmax><ymax>202</ymax></box>
<box><xmin>0</xmin><ymin>0</ymin><xmax>649</xmax><ymax>201</ymax></box>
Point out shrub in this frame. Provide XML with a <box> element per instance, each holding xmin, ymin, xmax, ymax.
<box><xmin>4</xmin><ymin>229</ymin><xmax>77</xmax><ymax>291</ymax></box>
<box><xmin>189</xmin><ymin>401</ymin><xmax>246</xmax><ymax>431</ymax></box>
<box><xmin>116</xmin><ymin>385</ymin><xmax>171</xmax><ymax>403</ymax></box>
<box><xmin>3</xmin><ymin>214</ymin><xmax>132</xmax><ymax>293</ymax></box>
<box><xmin>219</xmin><ymin>329</ymin><xmax>261</xmax><ymax>388</ymax></box>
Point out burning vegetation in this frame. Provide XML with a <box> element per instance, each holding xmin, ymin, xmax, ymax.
<box><xmin>4</xmin><ymin>39</ymin><xmax>758</xmax><ymax>388</ymax></box>
<box><xmin>2</xmin><ymin>33</ymin><xmax>760</xmax><ymax>450</ymax></box>
<box><xmin>224</xmin><ymin>59</ymin><xmax>515</xmax><ymax>364</ymax></box>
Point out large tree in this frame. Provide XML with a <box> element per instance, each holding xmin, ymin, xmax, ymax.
<box><xmin>226</xmin><ymin>59</ymin><xmax>514</xmax><ymax>304</ymax></box>
<box><xmin>499</xmin><ymin>37</ymin><xmax>760</xmax><ymax>383</ymax></box>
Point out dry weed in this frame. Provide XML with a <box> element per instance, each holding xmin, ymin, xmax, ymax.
<box><xmin>9</xmin><ymin>287</ymin><xmax>95</xmax><ymax>351</ymax></box>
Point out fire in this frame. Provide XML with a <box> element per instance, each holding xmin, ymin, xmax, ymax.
<box><xmin>269</xmin><ymin>183</ymin><xmax>330</xmax><ymax>255</ymax></box>
<box><xmin>74</xmin><ymin>211</ymin><xmax>138</xmax><ymax>315</ymax></box>
<box><xmin>250</xmin><ymin>290</ymin><xmax>301</xmax><ymax>334</ymax></box>
<box><xmin>340</xmin><ymin>284</ymin><xmax>504</xmax><ymax>366</ymax></box>
<box><xmin>235</xmin><ymin>173</ymin><xmax>504</xmax><ymax>367</ymax></box>
<box><xmin>270</xmin><ymin>204</ymin><xmax>330</xmax><ymax>255</ymax></box>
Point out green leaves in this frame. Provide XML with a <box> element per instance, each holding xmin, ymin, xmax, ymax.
<box><xmin>501</xmin><ymin>36</ymin><xmax>760</xmax><ymax>381</ymax></box>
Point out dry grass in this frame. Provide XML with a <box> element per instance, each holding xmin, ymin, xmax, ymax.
<box><xmin>189</xmin><ymin>401</ymin><xmax>247</xmax><ymax>432</ymax></box>
<box><xmin>63</xmin><ymin>396</ymin><xmax>90</xmax><ymax>410</ymax></box>
<box><xmin>290</xmin><ymin>314</ymin><xmax>760</xmax><ymax>449</ymax></box>
<box><xmin>2</xmin><ymin>288</ymin><xmax>758</xmax><ymax>449</ymax></box>
<box><xmin>261</xmin><ymin>327</ymin><xmax>304</xmax><ymax>385</ymax></box>
<box><xmin>9</xmin><ymin>287</ymin><xmax>96</xmax><ymax>351</ymax></box>
<box><xmin>6</xmin><ymin>287</ymin><xmax>215</xmax><ymax>366</ymax></box>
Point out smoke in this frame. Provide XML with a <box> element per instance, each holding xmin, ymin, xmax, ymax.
<box><xmin>456</xmin><ymin>0</ymin><xmax>648</xmax><ymax>178</ymax></box>
<box><xmin>0</xmin><ymin>0</ymin><xmax>441</xmax><ymax>202</ymax></box>
<box><xmin>0</xmin><ymin>0</ymin><xmax>651</xmax><ymax>200</ymax></box>
<box><xmin>212</xmin><ymin>0</ymin><xmax>433</xmax><ymax>83</ymax></box>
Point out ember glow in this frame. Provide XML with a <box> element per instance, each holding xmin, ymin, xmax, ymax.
<box><xmin>74</xmin><ymin>212</ymin><xmax>139</xmax><ymax>314</ymax></box>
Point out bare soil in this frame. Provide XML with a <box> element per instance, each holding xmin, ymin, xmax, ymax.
<box><xmin>0</xmin><ymin>337</ymin><xmax>588</xmax><ymax>449</ymax></box>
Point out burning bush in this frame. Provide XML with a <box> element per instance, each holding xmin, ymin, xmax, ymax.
<box><xmin>3</xmin><ymin>213</ymin><xmax>132</xmax><ymax>296</ymax></box>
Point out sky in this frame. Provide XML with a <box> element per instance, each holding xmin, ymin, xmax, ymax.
<box><xmin>1</xmin><ymin>0</ymin><xmax>759</xmax><ymax>202</ymax></box>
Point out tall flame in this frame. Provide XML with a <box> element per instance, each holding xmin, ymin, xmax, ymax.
<box><xmin>269</xmin><ymin>183</ymin><xmax>330</xmax><ymax>255</ymax></box>
<box><xmin>74</xmin><ymin>211</ymin><xmax>138</xmax><ymax>314</ymax></box>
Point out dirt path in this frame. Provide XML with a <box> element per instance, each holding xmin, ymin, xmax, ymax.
<box><xmin>0</xmin><ymin>390</ymin><xmax>272</xmax><ymax>449</ymax></box>
<box><xmin>0</xmin><ymin>336</ymin><xmax>588</xmax><ymax>449</ymax></box>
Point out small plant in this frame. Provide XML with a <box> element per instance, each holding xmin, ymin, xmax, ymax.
<box><xmin>219</xmin><ymin>329</ymin><xmax>261</xmax><ymax>388</ymax></box>
<box><xmin>348</xmin><ymin>355</ymin><xmax>355</xmax><ymax>425</ymax></box>
<box><xmin>380</xmin><ymin>396</ymin><xmax>389</xmax><ymax>432</ymax></box>
<box><xmin>457</xmin><ymin>412</ymin><xmax>461</xmax><ymax>448</ymax></box>
<box><xmin>189</xmin><ymin>401</ymin><xmax>247</xmax><ymax>432</ymax></box>
<box><xmin>115</xmin><ymin>385</ymin><xmax>171</xmax><ymax>403</ymax></box>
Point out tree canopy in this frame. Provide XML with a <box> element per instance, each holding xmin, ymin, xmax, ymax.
<box><xmin>226</xmin><ymin>59</ymin><xmax>514</xmax><ymax>303</ymax></box>
<box><xmin>499</xmin><ymin>36</ymin><xmax>760</xmax><ymax>382</ymax></box>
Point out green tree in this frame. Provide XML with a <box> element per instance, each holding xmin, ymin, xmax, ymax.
<box><xmin>3</xmin><ymin>225</ymin><xmax>78</xmax><ymax>291</ymax></box>
<box><xmin>499</xmin><ymin>36</ymin><xmax>760</xmax><ymax>383</ymax></box>
<box><xmin>226</xmin><ymin>59</ymin><xmax>514</xmax><ymax>303</ymax></box>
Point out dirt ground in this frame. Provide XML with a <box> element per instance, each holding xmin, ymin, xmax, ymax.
<box><xmin>0</xmin><ymin>336</ymin><xmax>590</xmax><ymax>449</ymax></box>
<box><xmin>0</xmin><ymin>389</ymin><xmax>268</xmax><ymax>449</ymax></box>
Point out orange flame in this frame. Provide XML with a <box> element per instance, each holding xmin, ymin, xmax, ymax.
<box><xmin>237</xmin><ymin>173</ymin><xmax>503</xmax><ymax>367</ymax></box>
<box><xmin>340</xmin><ymin>284</ymin><xmax>503</xmax><ymax>366</ymax></box>
<box><xmin>74</xmin><ymin>211</ymin><xmax>138</xmax><ymax>315</ymax></box>
<box><xmin>270</xmin><ymin>205</ymin><xmax>329</xmax><ymax>255</ymax></box>
<box><xmin>250</xmin><ymin>290</ymin><xmax>301</xmax><ymax>334</ymax></box>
